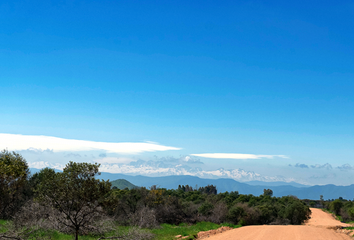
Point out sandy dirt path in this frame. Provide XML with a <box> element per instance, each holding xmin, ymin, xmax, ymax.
<box><xmin>203</xmin><ymin>208</ymin><xmax>353</xmax><ymax>240</ymax></box>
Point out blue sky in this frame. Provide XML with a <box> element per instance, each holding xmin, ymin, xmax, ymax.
<box><xmin>1</xmin><ymin>1</ymin><xmax>354</xmax><ymax>185</ymax></box>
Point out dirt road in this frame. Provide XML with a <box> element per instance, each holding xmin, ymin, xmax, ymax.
<box><xmin>204</xmin><ymin>208</ymin><xmax>353</xmax><ymax>240</ymax></box>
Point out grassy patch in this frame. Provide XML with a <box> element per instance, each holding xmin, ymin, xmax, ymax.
<box><xmin>0</xmin><ymin>220</ymin><xmax>9</xmax><ymax>233</ymax></box>
<box><xmin>321</xmin><ymin>209</ymin><xmax>344</xmax><ymax>222</ymax></box>
<box><xmin>35</xmin><ymin>226</ymin><xmax>134</xmax><ymax>240</ymax></box>
<box><xmin>344</xmin><ymin>227</ymin><xmax>354</xmax><ymax>230</ymax></box>
<box><xmin>0</xmin><ymin>220</ymin><xmax>239</xmax><ymax>240</ymax></box>
<box><xmin>0</xmin><ymin>222</ymin><xmax>131</xmax><ymax>240</ymax></box>
<box><xmin>0</xmin><ymin>220</ymin><xmax>8</xmax><ymax>225</ymax></box>
<box><xmin>150</xmin><ymin>222</ymin><xmax>241</xmax><ymax>240</ymax></box>
<box><xmin>48</xmin><ymin>222</ymin><xmax>240</xmax><ymax>240</ymax></box>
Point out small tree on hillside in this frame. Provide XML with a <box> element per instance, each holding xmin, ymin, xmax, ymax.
<box><xmin>36</xmin><ymin>161</ymin><xmax>112</xmax><ymax>240</ymax></box>
<box><xmin>263</xmin><ymin>189</ymin><xmax>273</xmax><ymax>197</ymax></box>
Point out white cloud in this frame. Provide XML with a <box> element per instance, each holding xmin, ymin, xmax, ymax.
<box><xmin>95</xmin><ymin>157</ymin><xmax>134</xmax><ymax>164</ymax></box>
<box><xmin>310</xmin><ymin>163</ymin><xmax>333</xmax><ymax>170</ymax></box>
<box><xmin>28</xmin><ymin>158</ymin><xmax>295</xmax><ymax>183</ymax></box>
<box><xmin>337</xmin><ymin>164</ymin><xmax>353</xmax><ymax>171</ymax></box>
<box><xmin>97</xmin><ymin>162</ymin><xmax>294</xmax><ymax>182</ymax></box>
<box><xmin>0</xmin><ymin>133</ymin><xmax>181</xmax><ymax>154</ymax></box>
<box><xmin>191</xmin><ymin>153</ymin><xmax>288</xmax><ymax>160</ymax></box>
<box><xmin>181</xmin><ymin>156</ymin><xmax>203</xmax><ymax>164</ymax></box>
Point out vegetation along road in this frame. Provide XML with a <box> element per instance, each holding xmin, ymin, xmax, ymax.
<box><xmin>205</xmin><ymin>208</ymin><xmax>352</xmax><ymax>240</ymax></box>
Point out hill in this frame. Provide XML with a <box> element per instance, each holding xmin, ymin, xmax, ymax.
<box><xmin>111</xmin><ymin>179</ymin><xmax>138</xmax><ymax>190</ymax></box>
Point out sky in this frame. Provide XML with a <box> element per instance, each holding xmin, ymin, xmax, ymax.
<box><xmin>1</xmin><ymin>0</ymin><xmax>354</xmax><ymax>185</ymax></box>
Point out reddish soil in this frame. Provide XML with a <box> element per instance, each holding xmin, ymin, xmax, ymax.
<box><xmin>200</xmin><ymin>208</ymin><xmax>353</xmax><ymax>240</ymax></box>
<box><xmin>197</xmin><ymin>226</ymin><xmax>233</xmax><ymax>239</ymax></box>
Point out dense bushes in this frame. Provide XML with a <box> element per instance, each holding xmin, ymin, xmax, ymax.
<box><xmin>322</xmin><ymin>198</ymin><xmax>354</xmax><ymax>222</ymax></box>
<box><xmin>105</xmin><ymin>185</ymin><xmax>311</xmax><ymax>227</ymax></box>
<box><xmin>0</xmin><ymin>150</ymin><xmax>31</xmax><ymax>219</ymax></box>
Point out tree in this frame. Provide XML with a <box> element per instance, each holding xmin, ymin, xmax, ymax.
<box><xmin>28</xmin><ymin>167</ymin><xmax>56</xmax><ymax>195</ymax></box>
<box><xmin>320</xmin><ymin>195</ymin><xmax>324</xmax><ymax>208</ymax></box>
<box><xmin>199</xmin><ymin>185</ymin><xmax>217</xmax><ymax>195</ymax></box>
<box><xmin>263</xmin><ymin>189</ymin><xmax>273</xmax><ymax>197</ymax></box>
<box><xmin>0</xmin><ymin>150</ymin><xmax>30</xmax><ymax>219</ymax></box>
<box><xmin>330</xmin><ymin>199</ymin><xmax>343</xmax><ymax>216</ymax></box>
<box><xmin>36</xmin><ymin>161</ymin><xmax>112</xmax><ymax>240</ymax></box>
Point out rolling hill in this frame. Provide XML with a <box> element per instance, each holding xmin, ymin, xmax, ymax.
<box><xmin>111</xmin><ymin>179</ymin><xmax>138</xmax><ymax>190</ymax></box>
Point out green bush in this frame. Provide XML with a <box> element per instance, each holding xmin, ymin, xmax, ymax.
<box><xmin>227</xmin><ymin>205</ymin><xmax>246</xmax><ymax>224</ymax></box>
<box><xmin>330</xmin><ymin>199</ymin><xmax>343</xmax><ymax>216</ymax></box>
<box><xmin>284</xmin><ymin>201</ymin><xmax>311</xmax><ymax>225</ymax></box>
<box><xmin>198</xmin><ymin>202</ymin><xmax>214</xmax><ymax>216</ymax></box>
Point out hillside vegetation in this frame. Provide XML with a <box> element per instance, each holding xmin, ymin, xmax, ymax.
<box><xmin>111</xmin><ymin>179</ymin><xmax>138</xmax><ymax>190</ymax></box>
<box><xmin>1</xmin><ymin>150</ymin><xmax>311</xmax><ymax>240</ymax></box>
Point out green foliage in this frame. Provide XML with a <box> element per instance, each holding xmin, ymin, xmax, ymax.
<box><xmin>198</xmin><ymin>202</ymin><xmax>214</xmax><ymax>216</ymax></box>
<box><xmin>330</xmin><ymin>199</ymin><xmax>343</xmax><ymax>216</ymax></box>
<box><xmin>36</xmin><ymin>161</ymin><xmax>112</xmax><ymax>240</ymax></box>
<box><xmin>29</xmin><ymin>167</ymin><xmax>56</xmax><ymax>192</ymax></box>
<box><xmin>257</xmin><ymin>204</ymin><xmax>275</xmax><ymax>224</ymax></box>
<box><xmin>0</xmin><ymin>220</ymin><xmax>238</xmax><ymax>240</ymax></box>
<box><xmin>321</xmin><ymin>198</ymin><xmax>354</xmax><ymax>223</ymax></box>
<box><xmin>0</xmin><ymin>150</ymin><xmax>313</xmax><ymax>239</ymax></box>
<box><xmin>198</xmin><ymin>185</ymin><xmax>217</xmax><ymax>195</ymax></box>
<box><xmin>263</xmin><ymin>189</ymin><xmax>273</xmax><ymax>197</ymax></box>
<box><xmin>105</xmin><ymin>181</ymin><xmax>311</xmax><ymax>226</ymax></box>
<box><xmin>0</xmin><ymin>219</ymin><xmax>7</xmax><ymax>225</ymax></box>
<box><xmin>283</xmin><ymin>201</ymin><xmax>311</xmax><ymax>224</ymax></box>
<box><xmin>347</xmin><ymin>207</ymin><xmax>354</xmax><ymax>219</ymax></box>
<box><xmin>228</xmin><ymin>205</ymin><xmax>246</xmax><ymax>224</ymax></box>
<box><xmin>0</xmin><ymin>222</ymin><xmax>154</xmax><ymax>240</ymax></box>
<box><xmin>0</xmin><ymin>150</ymin><xmax>30</xmax><ymax>219</ymax></box>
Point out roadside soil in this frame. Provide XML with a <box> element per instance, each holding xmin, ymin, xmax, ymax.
<box><xmin>201</xmin><ymin>208</ymin><xmax>353</xmax><ymax>240</ymax></box>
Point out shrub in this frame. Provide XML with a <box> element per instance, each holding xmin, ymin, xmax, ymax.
<box><xmin>227</xmin><ymin>203</ymin><xmax>246</xmax><ymax>225</ymax></box>
<box><xmin>155</xmin><ymin>196</ymin><xmax>187</xmax><ymax>225</ymax></box>
<box><xmin>198</xmin><ymin>202</ymin><xmax>214</xmax><ymax>216</ymax></box>
<box><xmin>330</xmin><ymin>199</ymin><xmax>343</xmax><ymax>216</ymax></box>
<box><xmin>284</xmin><ymin>201</ymin><xmax>311</xmax><ymax>225</ymax></box>
<box><xmin>129</xmin><ymin>206</ymin><xmax>158</xmax><ymax>228</ymax></box>
<box><xmin>257</xmin><ymin>204</ymin><xmax>275</xmax><ymax>224</ymax></box>
<box><xmin>210</xmin><ymin>202</ymin><xmax>228</xmax><ymax>224</ymax></box>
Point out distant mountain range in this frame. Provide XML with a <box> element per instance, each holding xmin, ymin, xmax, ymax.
<box><xmin>30</xmin><ymin>168</ymin><xmax>354</xmax><ymax>200</ymax></box>
<box><xmin>245</xmin><ymin>180</ymin><xmax>309</xmax><ymax>188</ymax></box>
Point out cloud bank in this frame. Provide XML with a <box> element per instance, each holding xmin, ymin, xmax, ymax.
<box><xmin>0</xmin><ymin>133</ymin><xmax>180</xmax><ymax>154</ymax></box>
<box><xmin>310</xmin><ymin>163</ymin><xmax>333</xmax><ymax>170</ymax></box>
<box><xmin>29</xmin><ymin>158</ymin><xmax>294</xmax><ymax>183</ymax></box>
<box><xmin>191</xmin><ymin>153</ymin><xmax>288</xmax><ymax>160</ymax></box>
<box><xmin>337</xmin><ymin>164</ymin><xmax>353</xmax><ymax>171</ymax></box>
<box><xmin>293</xmin><ymin>163</ymin><xmax>309</xmax><ymax>169</ymax></box>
